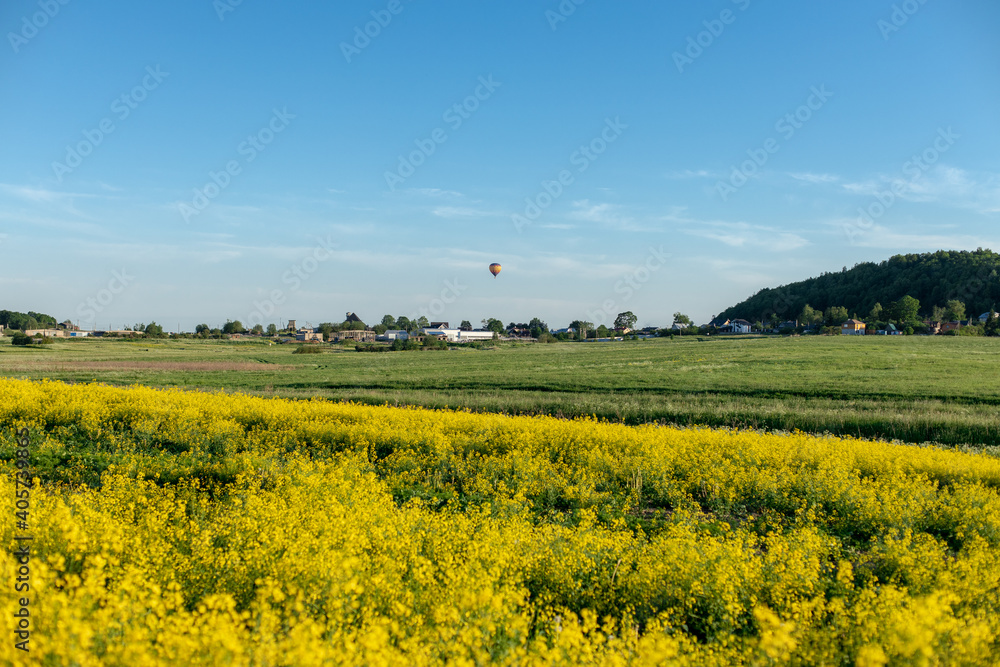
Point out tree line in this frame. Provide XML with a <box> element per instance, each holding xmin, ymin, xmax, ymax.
<box><xmin>718</xmin><ymin>249</ymin><xmax>1000</xmax><ymax>325</ymax></box>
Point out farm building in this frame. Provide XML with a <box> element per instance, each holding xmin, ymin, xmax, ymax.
<box><xmin>333</xmin><ymin>330</ymin><xmax>375</xmax><ymax>343</ymax></box>
<box><xmin>841</xmin><ymin>319</ymin><xmax>865</xmax><ymax>335</ymax></box>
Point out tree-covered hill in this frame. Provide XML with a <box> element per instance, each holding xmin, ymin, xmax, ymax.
<box><xmin>0</xmin><ymin>310</ymin><xmax>56</xmax><ymax>331</ymax></box>
<box><xmin>717</xmin><ymin>249</ymin><xmax>1000</xmax><ymax>323</ymax></box>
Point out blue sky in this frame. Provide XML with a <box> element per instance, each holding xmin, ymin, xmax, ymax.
<box><xmin>2</xmin><ymin>1</ymin><xmax>998</xmax><ymax>331</ymax></box>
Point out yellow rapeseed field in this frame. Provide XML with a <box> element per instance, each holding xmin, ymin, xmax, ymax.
<box><xmin>2</xmin><ymin>377</ymin><xmax>1000</xmax><ymax>665</ymax></box>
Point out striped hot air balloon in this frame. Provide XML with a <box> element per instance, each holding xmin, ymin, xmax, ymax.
<box><xmin>489</xmin><ymin>263</ymin><xmax>502</xmax><ymax>278</ymax></box>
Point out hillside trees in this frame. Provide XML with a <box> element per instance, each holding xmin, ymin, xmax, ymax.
<box><xmin>799</xmin><ymin>305</ymin><xmax>823</xmax><ymax>326</ymax></box>
<box><xmin>823</xmin><ymin>306</ymin><xmax>849</xmax><ymax>327</ymax></box>
<box><xmin>890</xmin><ymin>295</ymin><xmax>920</xmax><ymax>324</ymax></box>
<box><xmin>718</xmin><ymin>249</ymin><xmax>1000</xmax><ymax>322</ymax></box>
<box><xmin>944</xmin><ymin>299</ymin><xmax>966</xmax><ymax>322</ymax></box>
<box><xmin>0</xmin><ymin>310</ymin><xmax>56</xmax><ymax>331</ymax></box>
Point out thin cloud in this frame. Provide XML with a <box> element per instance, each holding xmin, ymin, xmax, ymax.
<box><xmin>432</xmin><ymin>206</ymin><xmax>496</xmax><ymax>219</ymax></box>
<box><xmin>663</xmin><ymin>169</ymin><xmax>718</xmax><ymax>180</ymax></box>
<box><xmin>843</xmin><ymin>165</ymin><xmax>1000</xmax><ymax>215</ymax></box>
<box><xmin>569</xmin><ymin>200</ymin><xmax>655</xmax><ymax>232</ymax></box>
<box><xmin>408</xmin><ymin>188</ymin><xmax>464</xmax><ymax>199</ymax></box>
<box><xmin>0</xmin><ymin>183</ymin><xmax>99</xmax><ymax>202</ymax></box>
<box><xmin>684</xmin><ymin>220</ymin><xmax>810</xmax><ymax>252</ymax></box>
<box><xmin>788</xmin><ymin>172</ymin><xmax>840</xmax><ymax>184</ymax></box>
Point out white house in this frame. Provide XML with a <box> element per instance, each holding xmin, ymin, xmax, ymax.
<box><xmin>421</xmin><ymin>328</ymin><xmax>497</xmax><ymax>343</ymax></box>
<box><xmin>381</xmin><ymin>330</ymin><xmax>410</xmax><ymax>341</ymax></box>
<box><xmin>720</xmin><ymin>319</ymin><xmax>751</xmax><ymax>334</ymax></box>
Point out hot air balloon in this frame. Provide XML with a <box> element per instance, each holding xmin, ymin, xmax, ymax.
<box><xmin>489</xmin><ymin>263</ymin><xmax>502</xmax><ymax>278</ymax></box>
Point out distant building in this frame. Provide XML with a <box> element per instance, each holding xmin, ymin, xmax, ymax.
<box><xmin>345</xmin><ymin>312</ymin><xmax>364</xmax><ymax>324</ymax></box>
<box><xmin>421</xmin><ymin>329</ymin><xmax>496</xmax><ymax>343</ymax></box>
<box><xmin>296</xmin><ymin>331</ymin><xmax>323</xmax><ymax>342</ymax></box>
<box><xmin>841</xmin><ymin>319</ymin><xmax>865</xmax><ymax>335</ymax></box>
<box><xmin>708</xmin><ymin>317</ymin><xmax>730</xmax><ymax>328</ymax></box>
<box><xmin>720</xmin><ymin>319</ymin><xmax>751</xmax><ymax>334</ymax></box>
<box><xmin>382</xmin><ymin>330</ymin><xmax>409</xmax><ymax>341</ymax></box>
<box><xmin>506</xmin><ymin>325</ymin><xmax>531</xmax><ymax>338</ymax></box>
<box><xmin>24</xmin><ymin>329</ymin><xmax>64</xmax><ymax>338</ymax></box>
<box><xmin>429</xmin><ymin>321</ymin><xmax>449</xmax><ymax>329</ymax></box>
<box><xmin>979</xmin><ymin>312</ymin><xmax>997</xmax><ymax>324</ymax></box>
<box><xmin>333</xmin><ymin>330</ymin><xmax>375</xmax><ymax>343</ymax></box>
<box><xmin>286</xmin><ymin>319</ymin><xmax>297</xmax><ymax>332</ymax></box>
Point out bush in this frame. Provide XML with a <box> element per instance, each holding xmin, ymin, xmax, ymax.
<box><xmin>11</xmin><ymin>332</ymin><xmax>32</xmax><ymax>346</ymax></box>
<box><xmin>390</xmin><ymin>338</ymin><xmax>419</xmax><ymax>352</ymax></box>
<box><xmin>355</xmin><ymin>344</ymin><xmax>389</xmax><ymax>353</ymax></box>
<box><xmin>422</xmin><ymin>336</ymin><xmax>448</xmax><ymax>350</ymax></box>
<box><xmin>292</xmin><ymin>345</ymin><xmax>323</xmax><ymax>354</ymax></box>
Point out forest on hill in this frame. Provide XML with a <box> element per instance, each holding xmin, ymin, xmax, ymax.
<box><xmin>0</xmin><ymin>309</ymin><xmax>56</xmax><ymax>331</ymax></box>
<box><xmin>717</xmin><ymin>249</ymin><xmax>1000</xmax><ymax>324</ymax></box>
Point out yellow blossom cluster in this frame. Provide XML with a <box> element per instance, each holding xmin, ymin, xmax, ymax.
<box><xmin>1</xmin><ymin>377</ymin><xmax>1000</xmax><ymax>664</ymax></box>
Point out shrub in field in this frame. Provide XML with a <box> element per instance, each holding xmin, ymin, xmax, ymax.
<box><xmin>292</xmin><ymin>344</ymin><xmax>323</xmax><ymax>354</ymax></box>
<box><xmin>3</xmin><ymin>377</ymin><xmax>1000</xmax><ymax>664</ymax></box>
<box><xmin>10</xmin><ymin>332</ymin><xmax>31</xmax><ymax>346</ymax></box>
<box><xmin>355</xmin><ymin>343</ymin><xmax>389</xmax><ymax>352</ymax></box>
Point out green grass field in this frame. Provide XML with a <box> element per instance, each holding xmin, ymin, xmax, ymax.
<box><xmin>3</xmin><ymin>334</ymin><xmax>1000</xmax><ymax>448</ymax></box>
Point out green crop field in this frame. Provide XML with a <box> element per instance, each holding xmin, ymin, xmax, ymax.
<box><xmin>2</xmin><ymin>334</ymin><xmax>1000</xmax><ymax>449</ymax></box>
